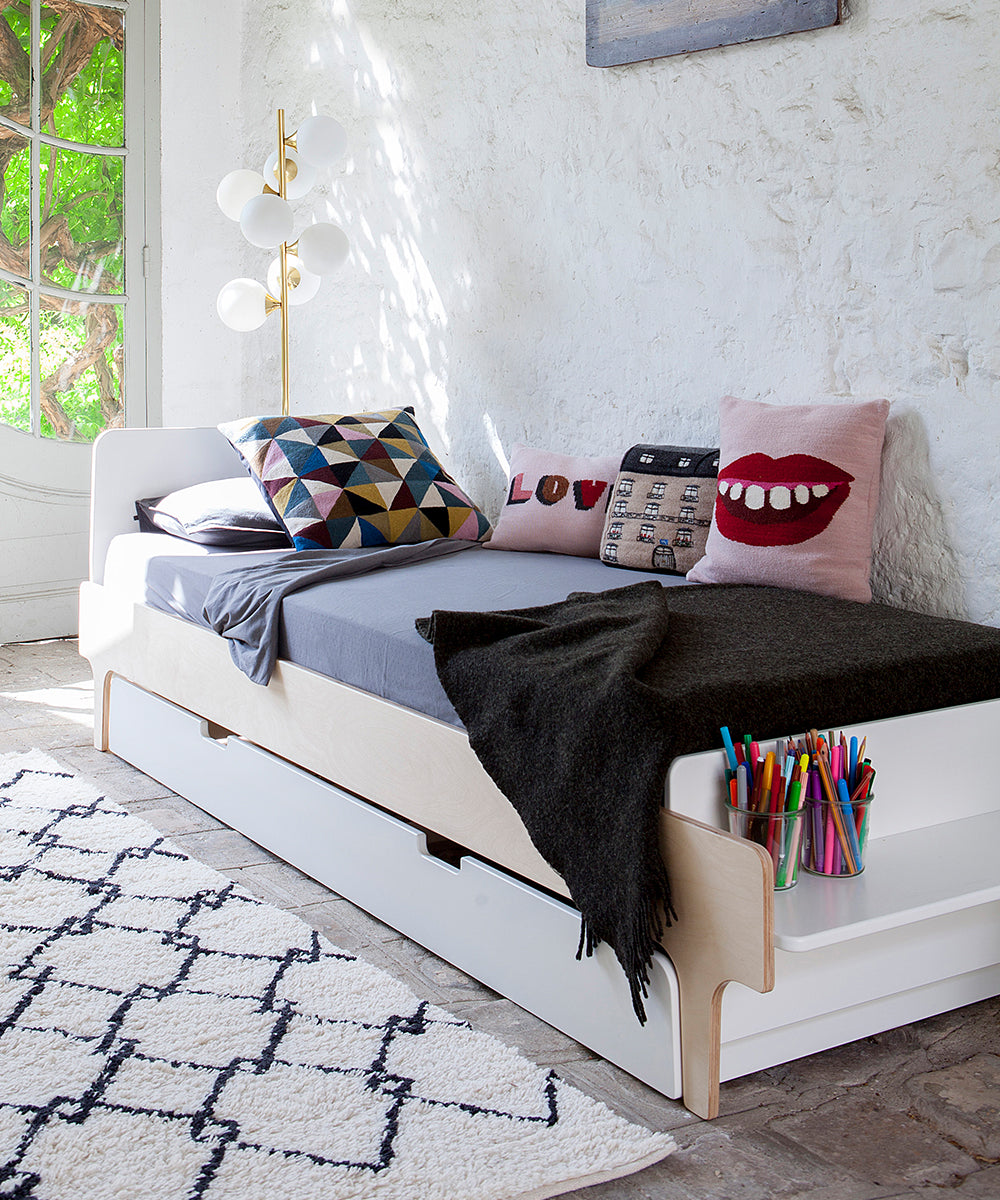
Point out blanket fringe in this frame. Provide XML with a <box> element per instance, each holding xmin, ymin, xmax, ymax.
<box><xmin>575</xmin><ymin>858</ymin><xmax>675</xmax><ymax>1026</ymax></box>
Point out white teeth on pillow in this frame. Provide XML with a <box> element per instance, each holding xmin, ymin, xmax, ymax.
<box><xmin>718</xmin><ymin>480</ymin><xmax>833</xmax><ymax>508</ymax></box>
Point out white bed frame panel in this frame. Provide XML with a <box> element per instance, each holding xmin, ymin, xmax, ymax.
<box><xmin>107</xmin><ymin>675</ymin><xmax>684</xmax><ymax>1097</ymax></box>
<box><xmin>80</xmin><ymin>428</ymin><xmax>1000</xmax><ymax>1120</ymax></box>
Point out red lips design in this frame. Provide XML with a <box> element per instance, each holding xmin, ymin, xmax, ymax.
<box><xmin>715</xmin><ymin>453</ymin><xmax>853</xmax><ymax>546</ymax></box>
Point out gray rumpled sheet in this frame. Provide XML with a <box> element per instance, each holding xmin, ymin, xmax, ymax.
<box><xmin>201</xmin><ymin>539</ymin><xmax>473</xmax><ymax>684</ymax></box>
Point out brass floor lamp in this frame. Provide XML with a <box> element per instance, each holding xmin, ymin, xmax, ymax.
<box><xmin>216</xmin><ymin>110</ymin><xmax>350</xmax><ymax>416</ymax></box>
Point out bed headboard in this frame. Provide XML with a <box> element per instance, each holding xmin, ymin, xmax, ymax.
<box><xmin>89</xmin><ymin>426</ymin><xmax>247</xmax><ymax>585</ymax></box>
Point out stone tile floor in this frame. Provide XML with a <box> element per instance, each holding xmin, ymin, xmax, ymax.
<box><xmin>2</xmin><ymin>636</ymin><xmax>998</xmax><ymax>1200</ymax></box>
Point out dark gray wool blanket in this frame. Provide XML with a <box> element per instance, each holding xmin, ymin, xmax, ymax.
<box><xmin>416</xmin><ymin>581</ymin><xmax>1000</xmax><ymax>1023</ymax></box>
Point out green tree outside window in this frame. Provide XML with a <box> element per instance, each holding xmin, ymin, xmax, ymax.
<box><xmin>0</xmin><ymin>0</ymin><xmax>126</xmax><ymax>442</ymax></box>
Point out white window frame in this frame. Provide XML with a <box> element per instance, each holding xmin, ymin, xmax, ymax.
<box><xmin>0</xmin><ymin>0</ymin><xmax>159</xmax><ymax>437</ymax></box>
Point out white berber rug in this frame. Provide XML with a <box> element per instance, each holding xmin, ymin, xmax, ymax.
<box><xmin>0</xmin><ymin>750</ymin><xmax>675</xmax><ymax>1199</ymax></box>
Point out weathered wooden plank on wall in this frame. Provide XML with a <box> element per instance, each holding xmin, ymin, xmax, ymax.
<box><xmin>587</xmin><ymin>0</ymin><xmax>843</xmax><ymax>68</ymax></box>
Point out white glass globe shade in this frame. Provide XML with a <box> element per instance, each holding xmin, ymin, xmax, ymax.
<box><xmin>295</xmin><ymin>115</ymin><xmax>347</xmax><ymax>167</ymax></box>
<box><xmin>217</xmin><ymin>278</ymin><xmax>268</xmax><ymax>332</ymax></box>
<box><xmin>266</xmin><ymin>254</ymin><xmax>322</xmax><ymax>306</ymax></box>
<box><xmin>297</xmin><ymin>222</ymin><xmax>349</xmax><ymax>275</ymax></box>
<box><xmin>216</xmin><ymin>169</ymin><xmax>266</xmax><ymax>221</ymax></box>
<box><xmin>263</xmin><ymin>148</ymin><xmax>318</xmax><ymax>200</ymax></box>
<box><xmin>239</xmin><ymin>193</ymin><xmax>294</xmax><ymax>248</ymax></box>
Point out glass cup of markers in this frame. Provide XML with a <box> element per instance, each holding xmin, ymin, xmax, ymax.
<box><xmin>797</xmin><ymin>731</ymin><xmax>875</xmax><ymax>878</ymax></box>
<box><xmin>720</xmin><ymin>727</ymin><xmax>876</xmax><ymax>889</ymax></box>
<box><xmin>720</xmin><ymin>728</ymin><xmax>809</xmax><ymax>890</ymax></box>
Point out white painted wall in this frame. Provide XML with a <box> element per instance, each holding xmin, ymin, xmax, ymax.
<box><xmin>160</xmin><ymin>0</ymin><xmax>245</xmax><ymax>423</ymax></box>
<box><xmin>160</xmin><ymin>1</ymin><xmax>1000</xmax><ymax>625</ymax></box>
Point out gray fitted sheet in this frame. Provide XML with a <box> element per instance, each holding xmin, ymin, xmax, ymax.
<box><xmin>105</xmin><ymin>533</ymin><xmax>693</xmax><ymax>726</ymax></box>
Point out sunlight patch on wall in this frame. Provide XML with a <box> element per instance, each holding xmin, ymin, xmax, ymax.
<box><xmin>483</xmin><ymin>412</ymin><xmax>510</xmax><ymax>477</ymax></box>
<box><xmin>300</xmin><ymin>2</ymin><xmax>465</xmax><ymax>452</ymax></box>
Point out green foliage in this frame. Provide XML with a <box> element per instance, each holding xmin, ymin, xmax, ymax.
<box><xmin>0</xmin><ymin>303</ymin><xmax>124</xmax><ymax>442</ymax></box>
<box><xmin>41</xmin><ymin>148</ymin><xmax>124</xmax><ymax>289</ymax></box>
<box><xmin>0</xmin><ymin>2</ymin><xmax>127</xmax><ymax>442</ymax></box>
<box><xmin>0</xmin><ymin>302</ymin><xmax>31</xmax><ymax>433</ymax></box>
<box><xmin>0</xmin><ymin>4</ymin><xmax>123</xmax><ymax>140</ymax></box>
<box><xmin>51</xmin><ymin>31</ymin><xmax>124</xmax><ymax>147</ymax></box>
<box><xmin>0</xmin><ymin>142</ymin><xmax>29</xmax><ymax>261</ymax></box>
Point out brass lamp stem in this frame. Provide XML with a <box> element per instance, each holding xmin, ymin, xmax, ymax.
<box><xmin>277</xmin><ymin>108</ymin><xmax>291</xmax><ymax>417</ymax></box>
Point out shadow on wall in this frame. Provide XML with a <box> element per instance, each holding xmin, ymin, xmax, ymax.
<box><xmin>870</xmin><ymin>409</ymin><xmax>965</xmax><ymax>620</ymax></box>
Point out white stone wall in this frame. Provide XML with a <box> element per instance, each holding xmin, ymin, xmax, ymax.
<box><xmin>161</xmin><ymin>0</ymin><xmax>1000</xmax><ymax>624</ymax></box>
<box><xmin>160</xmin><ymin>0</ymin><xmax>245</xmax><ymax>422</ymax></box>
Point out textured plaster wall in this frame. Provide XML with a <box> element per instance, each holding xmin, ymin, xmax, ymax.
<box><xmin>160</xmin><ymin>0</ymin><xmax>244</xmax><ymax>422</ymax></box>
<box><xmin>160</xmin><ymin>0</ymin><xmax>1000</xmax><ymax>624</ymax></box>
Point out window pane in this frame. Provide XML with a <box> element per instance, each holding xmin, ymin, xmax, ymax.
<box><xmin>39</xmin><ymin>145</ymin><xmax>123</xmax><ymax>291</ymax></box>
<box><xmin>0</xmin><ymin>2</ymin><xmax>137</xmax><ymax>446</ymax></box>
<box><xmin>0</xmin><ymin>4</ymin><xmax>31</xmax><ymax>118</ymax></box>
<box><xmin>1</xmin><ymin>131</ymin><xmax>31</xmax><ymax>278</ymax></box>
<box><xmin>0</xmin><ymin>276</ymin><xmax>31</xmax><ymax>432</ymax></box>
<box><xmin>42</xmin><ymin>4</ymin><xmax>125</xmax><ymax>148</ymax></box>
<box><xmin>40</xmin><ymin>298</ymin><xmax>123</xmax><ymax>441</ymax></box>
<box><xmin>43</xmin><ymin>2</ymin><xmax>124</xmax><ymax>148</ymax></box>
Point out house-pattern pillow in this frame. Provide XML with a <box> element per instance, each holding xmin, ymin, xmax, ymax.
<box><xmin>218</xmin><ymin>409</ymin><xmax>492</xmax><ymax>551</ymax></box>
<box><xmin>687</xmin><ymin>396</ymin><xmax>890</xmax><ymax>602</ymax></box>
<box><xmin>486</xmin><ymin>444</ymin><xmax>620</xmax><ymax>558</ymax></box>
<box><xmin>600</xmin><ymin>445</ymin><xmax>719</xmax><ymax>575</ymax></box>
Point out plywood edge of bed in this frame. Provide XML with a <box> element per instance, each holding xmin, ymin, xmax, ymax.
<box><xmin>659</xmin><ymin>810</ymin><xmax>774</xmax><ymax>1119</ymax></box>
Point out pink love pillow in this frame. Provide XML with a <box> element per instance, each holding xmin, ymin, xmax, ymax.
<box><xmin>687</xmin><ymin>396</ymin><xmax>890</xmax><ymax>602</ymax></box>
<box><xmin>487</xmin><ymin>444</ymin><xmax>620</xmax><ymax>558</ymax></box>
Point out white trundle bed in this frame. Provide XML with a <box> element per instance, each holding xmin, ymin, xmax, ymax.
<box><xmin>79</xmin><ymin>426</ymin><xmax>1000</xmax><ymax>1120</ymax></box>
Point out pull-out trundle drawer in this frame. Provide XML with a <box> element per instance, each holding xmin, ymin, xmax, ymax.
<box><xmin>107</xmin><ymin>676</ymin><xmax>683</xmax><ymax>1099</ymax></box>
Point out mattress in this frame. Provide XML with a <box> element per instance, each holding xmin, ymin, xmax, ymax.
<box><xmin>102</xmin><ymin>533</ymin><xmax>693</xmax><ymax>726</ymax></box>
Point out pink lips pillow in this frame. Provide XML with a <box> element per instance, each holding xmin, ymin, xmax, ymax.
<box><xmin>687</xmin><ymin>396</ymin><xmax>889</xmax><ymax>601</ymax></box>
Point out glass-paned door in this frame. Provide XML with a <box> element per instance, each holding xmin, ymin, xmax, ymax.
<box><xmin>0</xmin><ymin>0</ymin><xmax>154</xmax><ymax>642</ymax></box>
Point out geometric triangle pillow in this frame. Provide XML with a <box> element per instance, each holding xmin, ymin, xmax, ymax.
<box><xmin>218</xmin><ymin>408</ymin><xmax>492</xmax><ymax>551</ymax></box>
<box><xmin>687</xmin><ymin>395</ymin><xmax>889</xmax><ymax>602</ymax></box>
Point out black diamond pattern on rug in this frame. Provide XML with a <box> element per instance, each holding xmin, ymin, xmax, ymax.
<box><xmin>0</xmin><ymin>757</ymin><xmax>673</xmax><ymax>1199</ymax></box>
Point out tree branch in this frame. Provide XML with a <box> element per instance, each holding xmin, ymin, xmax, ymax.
<box><xmin>0</xmin><ymin>9</ymin><xmax>29</xmax><ymax>107</ymax></box>
<box><xmin>40</xmin><ymin>303</ymin><xmax>120</xmax><ymax>440</ymax></box>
